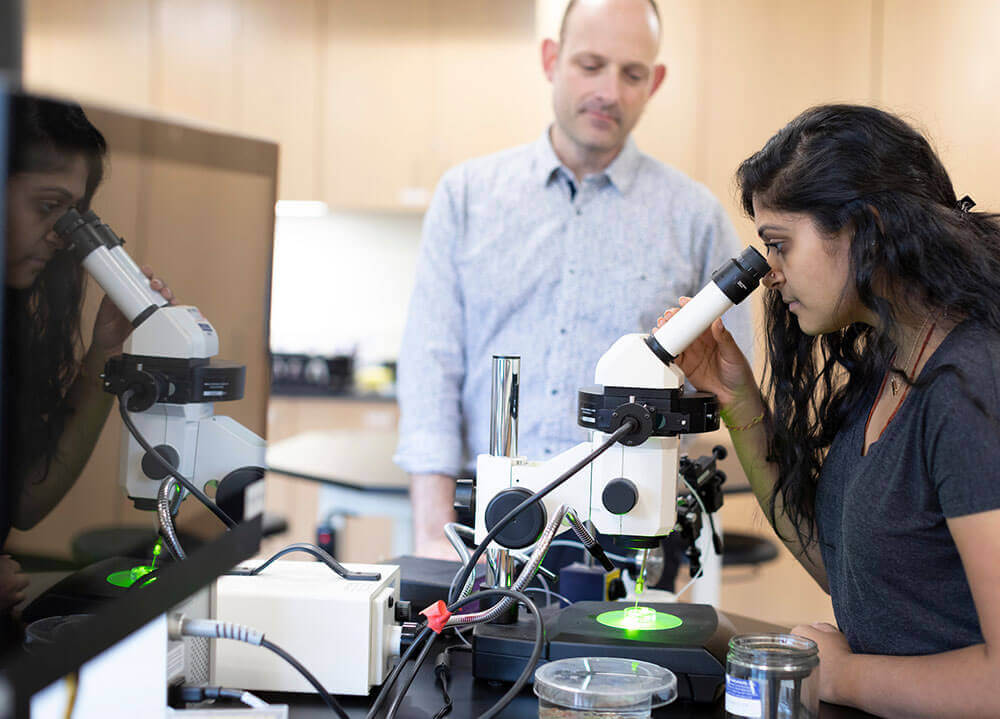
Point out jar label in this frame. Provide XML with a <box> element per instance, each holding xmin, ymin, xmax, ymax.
<box><xmin>725</xmin><ymin>676</ymin><xmax>762</xmax><ymax>718</ymax></box>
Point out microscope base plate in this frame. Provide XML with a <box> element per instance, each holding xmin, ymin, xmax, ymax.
<box><xmin>472</xmin><ymin>601</ymin><xmax>730</xmax><ymax>704</ymax></box>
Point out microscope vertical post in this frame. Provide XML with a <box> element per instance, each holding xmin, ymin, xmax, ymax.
<box><xmin>487</xmin><ymin>356</ymin><xmax>520</xmax><ymax>622</ymax></box>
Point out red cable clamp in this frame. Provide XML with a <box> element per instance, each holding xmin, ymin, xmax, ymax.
<box><xmin>419</xmin><ymin>600</ymin><xmax>453</xmax><ymax>634</ymax></box>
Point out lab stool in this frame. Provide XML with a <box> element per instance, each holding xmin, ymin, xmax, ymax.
<box><xmin>721</xmin><ymin>531</ymin><xmax>779</xmax><ymax>568</ymax></box>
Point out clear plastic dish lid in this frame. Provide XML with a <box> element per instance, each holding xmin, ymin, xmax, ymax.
<box><xmin>534</xmin><ymin>656</ymin><xmax>678</xmax><ymax>709</ymax></box>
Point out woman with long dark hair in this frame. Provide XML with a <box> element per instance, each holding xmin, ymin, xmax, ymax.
<box><xmin>659</xmin><ymin>104</ymin><xmax>1000</xmax><ymax>715</ymax></box>
<box><xmin>1</xmin><ymin>96</ymin><xmax>173</xmax><ymax>610</ymax></box>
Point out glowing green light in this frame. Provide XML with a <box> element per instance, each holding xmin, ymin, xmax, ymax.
<box><xmin>596</xmin><ymin>607</ymin><xmax>683</xmax><ymax>631</ymax></box>
<box><xmin>106</xmin><ymin>564</ymin><xmax>155</xmax><ymax>588</ymax></box>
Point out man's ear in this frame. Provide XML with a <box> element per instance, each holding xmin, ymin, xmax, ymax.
<box><xmin>541</xmin><ymin>38</ymin><xmax>560</xmax><ymax>81</ymax></box>
<box><xmin>649</xmin><ymin>63</ymin><xmax>667</xmax><ymax>97</ymax></box>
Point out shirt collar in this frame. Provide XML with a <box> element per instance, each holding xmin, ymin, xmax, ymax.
<box><xmin>533</xmin><ymin>127</ymin><xmax>641</xmax><ymax>195</ymax></box>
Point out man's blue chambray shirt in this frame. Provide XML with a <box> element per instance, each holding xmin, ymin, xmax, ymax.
<box><xmin>395</xmin><ymin>130</ymin><xmax>753</xmax><ymax>476</ymax></box>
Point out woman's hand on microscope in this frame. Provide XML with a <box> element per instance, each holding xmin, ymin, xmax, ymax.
<box><xmin>91</xmin><ymin>265</ymin><xmax>175</xmax><ymax>360</ymax></box>
<box><xmin>653</xmin><ymin>297</ymin><xmax>761</xmax><ymax>418</ymax></box>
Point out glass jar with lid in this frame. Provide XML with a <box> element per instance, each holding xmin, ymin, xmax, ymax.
<box><xmin>726</xmin><ymin>633</ymin><xmax>820</xmax><ymax>719</ymax></box>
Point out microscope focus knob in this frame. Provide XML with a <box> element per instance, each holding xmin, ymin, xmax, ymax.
<box><xmin>602</xmin><ymin>478</ymin><xmax>638</xmax><ymax>515</ymax></box>
<box><xmin>484</xmin><ymin>488</ymin><xmax>547</xmax><ymax>550</ymax></box>
<box><xmin>142</xmin><ymin>444</ymin><xmax>180</xmax><ymax>480</ymax></box>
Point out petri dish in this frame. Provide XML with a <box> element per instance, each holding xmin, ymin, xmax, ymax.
<box><xmin>534</xmin><ymin>656</ymin><xmax>677</xmax><ymax>718</ymax></box>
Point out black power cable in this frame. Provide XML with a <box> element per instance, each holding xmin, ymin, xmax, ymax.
<box><xmin>453</xmin><ymin>589</ymin><xmax>544</xmax><ymax>719</ymax></box>
<box><xmin>447</xmin><ymin>418</ymin><xmax>637</xmax><ymax>607</ymax></box>
<box><xmin>380</xmin><ymin>589</ymin><xmax>543</xmax><ymax>719</ymax></box>
<box><xmin>384</xmin><ymin>630</ymin><xmax>439</xmax><ymax>719</ymax></box>
<box><xmin>431</xmin><ymin>649</ymin><xmax>456</xmax><ymax>719</ymax></box>
<box><xmin>118</xmin><ymin>389</ymin><xmax>236</xmax><ymax>528</ymax></box>
<box><xmin>366</xmin><ymin>626</ymin><xmax>435</xmax><ymax>719</ymax></box>
<box><xmin>260</xmin><ymin>638</ymin><xmax>349</xmax><ymax>719</ymax></box>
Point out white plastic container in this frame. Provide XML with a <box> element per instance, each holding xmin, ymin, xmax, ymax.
<box><xmin>534</xmin><ymin>656</ymin><xmax>678</xmax><ymax>718</ymax></box>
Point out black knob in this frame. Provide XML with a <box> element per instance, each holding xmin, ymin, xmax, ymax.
<box><xmin>394</xmin><ymin>600</ymin><xmax>412</xmax><ymax>623</ymax></box>
<box><xmin>454</xmin><ymin>478</ymin><xmax>475</xmax><ymax>512</ymax></box>
<box><xmin>602</xmin><ymin>478</ymin><xmax>638</xmax><ymax>515</ymax></box>
<box><xmin>142</xmin><ymin>444</ymin><xmax>180</xmax><ymax>480</ymax></box>
<box><xmin>484</xmin><ymin>488</ymin><xmax>546</xmax><ymax>549</ymax></box>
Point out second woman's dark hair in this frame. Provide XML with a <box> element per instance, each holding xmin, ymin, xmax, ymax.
<box><xmin>5</xmin><ymin>95</ymin><xmax>107</xmax><ymax>486</ymax></box>
<box><xmin>736</xmin><ymin>104</ymin><xmax>1000</xmax><ymax>549</ymax></box>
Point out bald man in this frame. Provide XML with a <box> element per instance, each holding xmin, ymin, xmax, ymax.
<box><xmin>396</xmin><ymin>0</ymin><xmax>752</xmax><ymax>561</ymax></box>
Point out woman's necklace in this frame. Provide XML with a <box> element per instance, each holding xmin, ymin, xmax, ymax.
<box><xmin>865</xmin><ymin>316</ymin><xmax>938</xmax><ymax>449</ymax></box>
<box><xmin>890</xmin><ymin>314</ymin><xmax>934</xmax><ymax>396</ymax></box>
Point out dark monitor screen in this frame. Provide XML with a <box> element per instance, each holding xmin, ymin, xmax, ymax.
<box><xmin>0</xmin><ymin>86</ymin><xmax>276</xmax><ymax>713</ymax></box>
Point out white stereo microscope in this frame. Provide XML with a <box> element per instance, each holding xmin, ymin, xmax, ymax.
<box><xmin>53</xmin><ymin>208</ymin><xmax>266</xmax><ymax>520</ymax></box>
<box><xmin>466</xmin><ymin>247</ymin><xmax>770</xmax><ymax>703</ymax></box>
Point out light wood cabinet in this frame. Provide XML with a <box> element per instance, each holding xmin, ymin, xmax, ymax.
<box><xmin>425</xmin><ymin>0</ymin><xmax>548</xmax><ymax>185</ymax></box>
<box><xmin>150</xmin><ymin>0</ymin><xmax>240</xmax><ymax>130</ymax></box>
<box><xmin>321</xmin><ymin>0</ymin><xmax>435</xmax><ymax>210</ymax></box>
<box><xmin>22</xmin><ymin>0</ymin><xmax>154</xmax><ymax>111</ymax></box>
<box><xmin>695</xmin><ymin>0</ymin><xmax>878</xmax><ymax>247</ymax></box>
<box><xmin>630</xmin><ymin>0</ymin><xmax>705</xmax><ymax>179</ymax></box>
<box><xmin>22</xmin><ymin>0</ymin><xmax>1000</xmax><ymax>213</ymax></box>
<box><xmin>881</xmin><ymin>0</ymin><xmax>1000</xmax><ymax>212</ymax></box>
<box><xmin>23</xmin><ymin>0</ymin><xmax>323</xmax><ymax>201</ymax></box>
<box><xmin>237</xmin><ymin>0</ymin><xmax>324</xmax><ymax>201</ymax></box>
<box><xmin>320</xmin><ymin>0</ymin><xmax>542</xmax><ymax>210</ymax></box>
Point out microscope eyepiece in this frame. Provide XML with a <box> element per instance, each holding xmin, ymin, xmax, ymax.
<box><xmin>710</xmin><ymin>246</ymin><xmax>769</xmax><ymax>305</ymax></box>
<box><xmin>53</xmin><ymin>208</ymin><xmax>104</xmax><ymax>259</ymax></box>
<box><xmin>647</xmin><ymin>246</ymin><xmax>768</xmax><ymax>363</ymax></box>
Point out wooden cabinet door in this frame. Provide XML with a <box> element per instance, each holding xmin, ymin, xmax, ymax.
<box><xmin>238</xmin><ymin>0</ymin><xmax>324</xmax><ymax>201</ymax></box>
<box><xmin>151</xmin><ymin>0</ymin><xmax>240</xmax><ymax>129</ymax></box>
<box><xmin>22</xmin><ymin>0</ymin><xmax>154</xmax><ymax>110</ymax></box>
<box><xmin>322</xmin><ymin>0</ymin><xmax>434</xmax><ymax>210</ymax></box>
<box><xmin>881</xmin><ymin>0</ymin><xmax>1000</xmax><ymax>212</ymax></box>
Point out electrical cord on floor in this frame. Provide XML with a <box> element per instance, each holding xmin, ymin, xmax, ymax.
<box><xmin>174</xmin><ymin>616</ymin><xmax>348</xmax><ymax>719</ymax></box>
<box><xmin>119</xmin><ymin>390</ymin><xmax>236</xmax><ymax>528</ymax></box>
<box><xmin>447</xmin><ymin>419</ymin><xmax>637</xmax><ymax>607</ymax></box>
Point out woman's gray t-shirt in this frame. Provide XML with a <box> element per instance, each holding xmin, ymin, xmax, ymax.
<box><xmin>816</xmin><ymin>320</ymin><xmax>1000</xmax><ymax>656</ymax></box>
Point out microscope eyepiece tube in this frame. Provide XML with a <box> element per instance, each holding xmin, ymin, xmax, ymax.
<box><xmin>489</xmin><ymin>355</ymin><xmax>520</xmax><ymax>458</ymax></box>
<box><xmin>649</xmin><ymin>247</ymin><xmax>768</xmax><ymax>361</ymax></box>
<box><xmin>82</xmin><ymin>212</ymin><xmax>169</xmax><ymax>309</ymax></box>
<box><xmin>53</xmin><ymin>209</ymin><xmax>160</xmax><ymax>326</ymax></box>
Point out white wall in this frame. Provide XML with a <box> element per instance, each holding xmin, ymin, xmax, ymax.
<box><xmin>269</xmin><ymin>211</ymin><xmax>423</xmax><ymax>363</ymax></box>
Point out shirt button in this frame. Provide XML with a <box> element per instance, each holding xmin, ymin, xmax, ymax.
<box><xmin>551</xmin><ymin>389</ymin><xmax>558</xmax><ymax>395</ymax></box>
<box><xmin>560</xmin><ymin>328</ymin><xmax>567</xmax><ymax>335</ymax></box>
<box><xmin>568</xmin><ymin>269</ymin><xmax>575</xmax><ymax>275</ymax></box>
<box><xmin>576</xmin><ymin>209</ymin><xmax>582</xmax><ymax>215</ymax></box>
<box><xmin>544</xmin><ymin>448</ymin><xmax>552</xmax><ymax>454</ymax></box>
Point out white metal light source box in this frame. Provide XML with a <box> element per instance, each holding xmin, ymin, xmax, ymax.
<box><xmin>212</xmin><ymin>560</ymin><xmax>401</xmax><ymax>695</ymax></box>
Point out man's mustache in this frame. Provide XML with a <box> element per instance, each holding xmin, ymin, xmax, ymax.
<box><xmin>577</xmin><ymin>99</ymin><xmax>621</xmax><ymax>122</ymax></box>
